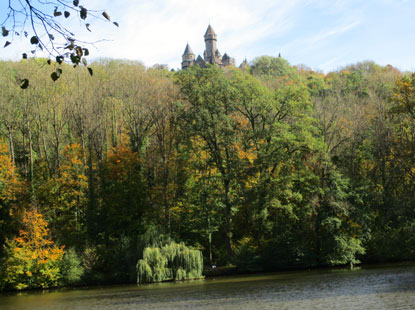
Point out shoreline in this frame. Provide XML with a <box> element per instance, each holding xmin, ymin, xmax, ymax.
<box><xmin>2</xmin><ymin>261</ymin><xmax>414</xmax><ymax>295</ymax></box>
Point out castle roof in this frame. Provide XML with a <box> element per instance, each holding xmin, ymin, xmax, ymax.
<box><xmin>239</xmin><ymin>58</ymin><xmax>249</xmax><ymax>69</ymax></box>
<box><xmin>204</xmin><ymin>25</ymin><xmax>216</xmax><ymax>37</ymax></box>
<box><xmin>195</xmin><ymin>55</ymin><xmax>205</xmax><ymax>66</ymax></box>
<box><xmin>182</xmin><ymin>43</ymin><xmax>194</xmax><ymax>56</ymax></box>
<box><xmin>222</xmin><ymin>53</ymin><xmax>230</xmax><ymax>60</ymax></box>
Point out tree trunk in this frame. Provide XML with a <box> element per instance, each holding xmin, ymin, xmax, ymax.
<box><xmin>22</xmin><ymin>128</ymin><xmax>27</xmax><ymax>177</ymax></box>
<box><xmin>163</xmin><ymin>163</ymin><xmax>170</xmax><ymax>232</ymax></box>
<box><xmin>28</xmin><ymin>125</ymin><xmax>33</xmax><ymax>179</ymax></box>
<box><xmin>86</xmin><ymin>138</ymin><xmax>97</xmax><ymax>240</ymax></box>
<box><xmin>41</xmin><ymin>125</ymin><xmax>52</xmax><ymax>176</ymax></box>
<box><xmin>8</xmin><ymin>128</ymin><xmax>15</xmax><ymax>165</ymax></box>
<box><xmin>208</xmin><ymin>232</ymin><xmax>213</xmax><ymax>265</ymax></box>
<box><xmin>224</xmin><ymin>179</ymin><xmax>233</xmax><ymax>263</ymax></box>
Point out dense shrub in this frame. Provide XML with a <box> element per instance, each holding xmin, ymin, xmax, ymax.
<box><xmin>59</xmin><ymin>248</ymin><xmax>84</xmax><ymax>285</ymax></box>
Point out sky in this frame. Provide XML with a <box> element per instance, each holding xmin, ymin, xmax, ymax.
<box><xmin>1</xmin><ymin>0</ymin><xmax>415</xmax><ymax>72</ymax></box>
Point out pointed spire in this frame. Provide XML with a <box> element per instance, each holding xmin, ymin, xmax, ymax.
<box><xmin>204</xmin><ymin>24</ymin><xmax>216</xmax><ymax>37</ymax></box>
<box><xmin>183</xmin><ymin>43</ymin><xmax>194</xmax><ymax>56</ymax></box>
<box><xmin>196</xmin><ymin>55</ymin><xmax>206</xmax><ymax>67</ymax></box>
<box><xmin>196</xmin><ymin>55</ymin><xmax>204</xmax><ymax>62</ymax></box>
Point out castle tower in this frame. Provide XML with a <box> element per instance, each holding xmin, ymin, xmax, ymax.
<box><xmin>181</xmin><ymin>25</ymin><xmax>235</xmax><ymax>69</ymax></box>
<box><xmin>204</xmin><ymin>25</ymin><xmax>217</xmax><ymax>64</ymax></box>
<box><xmin>181</xmin><ymin>43</ymin><xmax>195</xmax><ymax>69</ymax></box>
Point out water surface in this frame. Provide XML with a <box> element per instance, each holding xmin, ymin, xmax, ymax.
<box><xmin>1</xmin><ymin>264</ymin><xmax>415</xmax><ymax>309</ymax></box>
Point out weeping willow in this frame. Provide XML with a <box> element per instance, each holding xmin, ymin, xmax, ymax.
<box><xmin>136</xmin><ymin>241</ymin><xmax>203</xmax><ymax>284</ymax></box>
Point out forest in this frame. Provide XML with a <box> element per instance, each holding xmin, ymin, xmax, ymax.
<box><xmin>0</xmin><ymin>56</ymin><xmax>414</xmax><ymax>290</ymax></box>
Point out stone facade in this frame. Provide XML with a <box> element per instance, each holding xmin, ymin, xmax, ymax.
<box><xmin>181</xmin><ymin>25</ymin><xmax>236</xmax><ymax>70</ymax></box>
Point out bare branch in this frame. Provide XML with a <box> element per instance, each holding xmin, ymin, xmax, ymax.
<box><xmin>1</xmin><ymin>0</ymin><xmax>118</xmax><ymax>85</ymax></box>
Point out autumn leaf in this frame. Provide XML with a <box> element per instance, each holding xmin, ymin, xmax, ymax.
<box><xmin>102</xmin><ymin>11</ymin><xmax>110</xmax><ymax>21</ymax></box>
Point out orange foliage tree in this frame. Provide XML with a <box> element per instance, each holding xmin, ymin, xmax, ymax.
<box><xmin>38</xmin><ymin>143</ymin><xmax>88</xmax><ymax>246</ymax></box>
<box><xmin>0</xmin><ymin>141</ymin><xmax>25</xmax><ymax>252</ymax></box>
<box><xmin>1</xmin><ymin>209</ymin><xmax>64</xmax><ymax>290</ymax></box>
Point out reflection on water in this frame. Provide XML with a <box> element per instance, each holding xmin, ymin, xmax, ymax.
<box><xmin>1</xmin><ymin>264</ymin><xmax>415</xmax><ymax>309</ymax></box>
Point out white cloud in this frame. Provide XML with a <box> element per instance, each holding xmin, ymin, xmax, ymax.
<box><xmin>89</xmin><ymin>0</ymin><xmax>303</xmax><ymax>68</ymax></box>
<box><xmin>301</xmin><ymin>21</ymin><xmax>360</xmax><ymax>50</ymax></box>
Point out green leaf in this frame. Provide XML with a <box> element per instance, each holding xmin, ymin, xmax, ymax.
<box><xmin>80</xmin><ymin>7</ymin><xmax>87</xmax><ymax>19</ymax></box>
<box><xmin>47</xmin><ymin>59</ymin><xmax>51</xmax><ymax>65</ymax></box>
<box><xmin>85</xmin><ymin>23</ymin><xmax>91</xmax><ymax>32</ymax></box>
<box><xmin>22</xmin><ymin>53</ymin><xmax>27</xmax><ymax>59</ymax></box>
<box><xmin>83</xmin><ymin>48</ymin><xmax>89</xmax><ymax>56</ymax></box>
<box><xmin>82</xmin><ymin>58</ymin><xmax>87</xmax><ymax>66</ymax></box>
<box><xmin>56</xmin><ymin>68</ymin><xmax>63</xmax><ymax>77</ymax></box>
<box><xmin>51</xmin><ymin>72</ymin><xmax>59</xmax><ymax>82</ymax></box>
<box><xmin>87</xmin><ymin>67</ymin><xmax>93</xmax><ymax>76</ymax></box>
<box><xmin>70</xmin><ymin>54</ymin><xmax>80</xmax><ymax>64</ymax></box>
<box><xmin>113</xmin><ymin>22</ymin><xmax>119</xmax><ymax>27</ymax></box>
<box><xmin>2</xmin><ymin>26</ymin><xmax>9</xmax><ymax>37</ymax></box>
<box><xmin>54</xmin><ymin>7</ymin><xmax>62</xmax><ymax>16</ymax></box>
<box><xmin>4</xmin><ymin>41</ymin><xmax>11</xmax><ymax>48</ymax></box>
<box><xmin>73</xmin><ymin>0</ymin><xmax>79</xmax><ymax>6</ymax></box>
<box><xmin>49</xmin><ymin>34</ymin><xmax>55</xmax><ymax>40</ymax></box>
<box><xmin>20</xmin><ymin>79</ymin><xmax>29</xmax><ymax>89</ymax></box>
<box><xmin>64</xmin><ymin>11</ymin><xmax>70</xmax><ymax>18</ymax></box>
<box><xmin>76</xmin><ymin>46</ymin><xmax>83</xmax><ymax>57</ymax></box>
<box><xmin>30</xmin><ymin>36</ymin><xmax>39</xmax><ymax>44</ymax></box>
<box><xmin>56</xmin><ymin>56</ymin><xmax>64</xmax><ymax>64</ymax></box>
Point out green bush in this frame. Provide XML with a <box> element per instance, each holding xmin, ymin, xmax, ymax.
<box><xmin>59</xmin><ymin>248</ymin><xmax>84</xmax><ymax>285</ymax></box>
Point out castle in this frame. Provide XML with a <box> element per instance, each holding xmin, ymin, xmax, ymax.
<box><xmin>181</xmin><ymin>25</ymin><xmax>247</xmax><ymax>70</ymax></box>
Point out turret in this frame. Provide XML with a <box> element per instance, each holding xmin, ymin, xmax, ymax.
<box><xmin>204</xmin><ymin>25</ymin><xmax>217</xmax><ymax>63</ymax></box>
<box><xmin>222</xmin><ymin>53</ymin><xmax>235</xmax><ymax>66</ymax></box>
<box><xmin>181</xmin><ymin>43</ymin><xmax>195</xmax><ymax>69</ymax></box>
<box><xmin>239</xmin><ymin>58</ymin><xmax>248</xmax><ymax>70</ymax></box>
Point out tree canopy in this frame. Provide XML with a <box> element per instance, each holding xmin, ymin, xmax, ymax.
<box><xmin>0</xmin><ymin>57</ymin><xmax>414</xmax><ymax>289</ymax></box>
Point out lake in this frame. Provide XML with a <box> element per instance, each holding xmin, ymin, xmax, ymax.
<box><xmin>1</xmin><ymin>264</ymin><xmax>415</xmax><ymax>309</ymax></box>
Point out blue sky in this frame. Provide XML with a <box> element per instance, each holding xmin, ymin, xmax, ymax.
<box><xmin>1</xmin><ymin>0</ymin><xmax>415</xmax><ymax>72</ymax></box>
